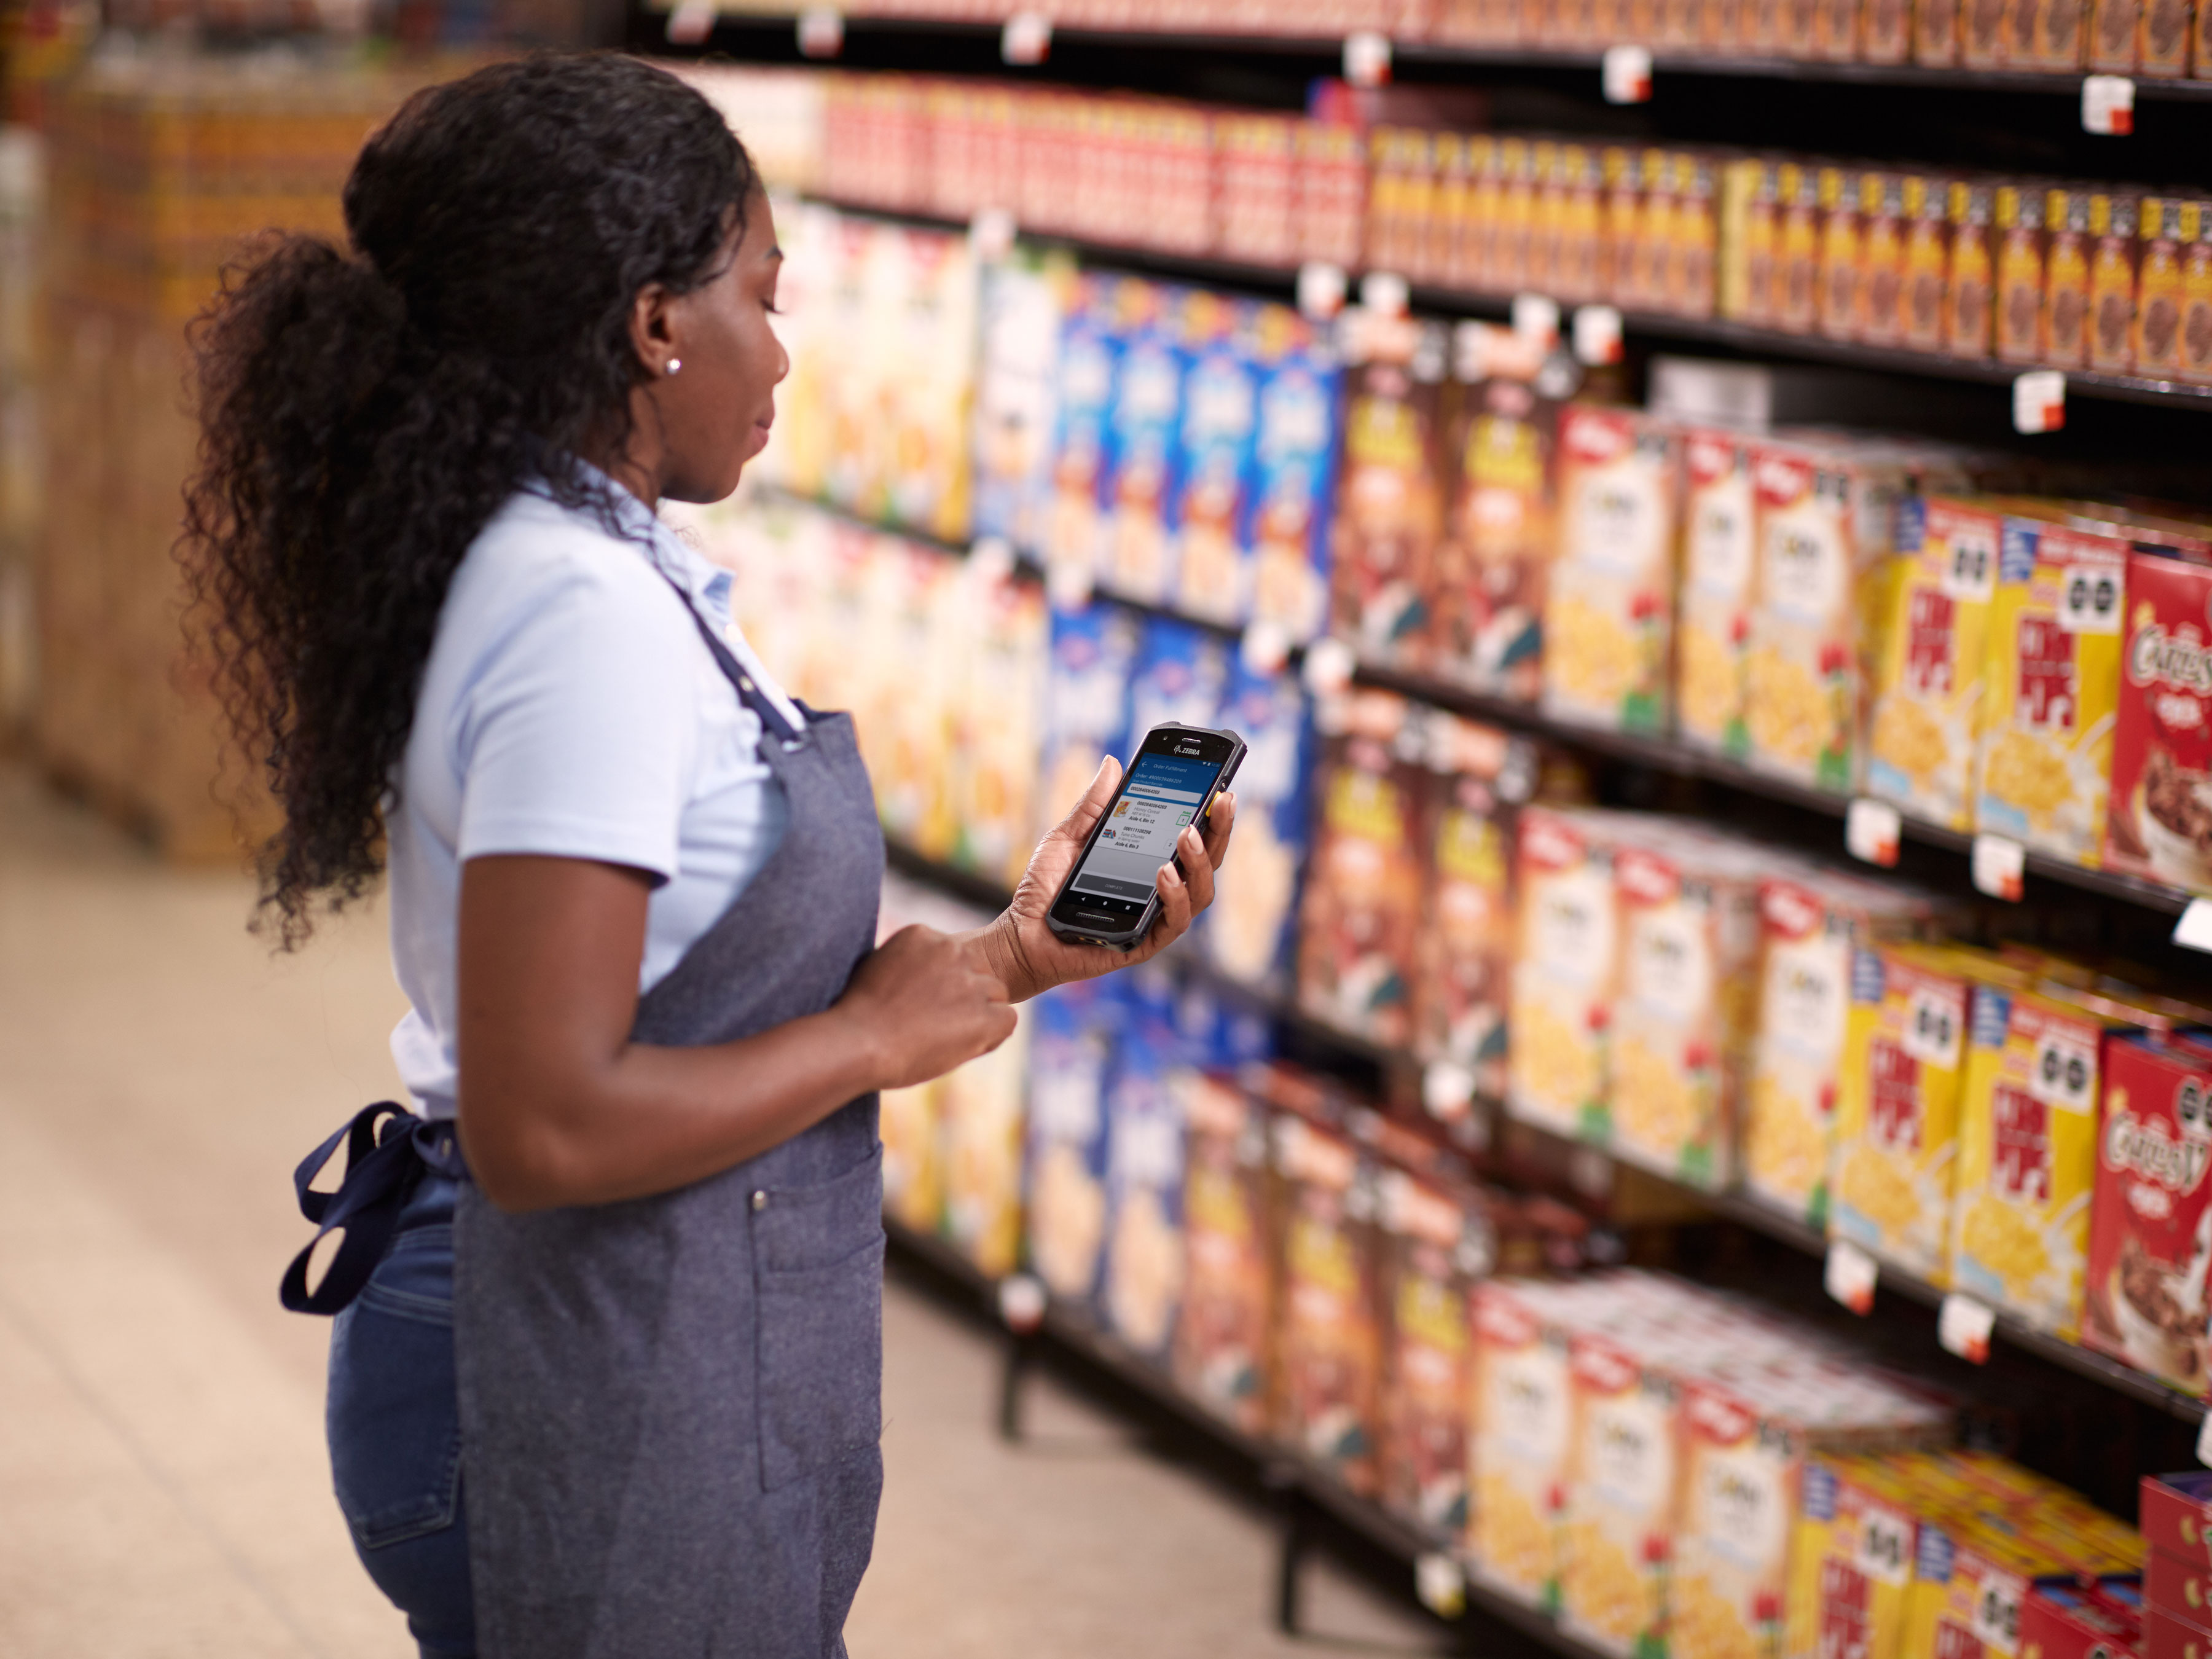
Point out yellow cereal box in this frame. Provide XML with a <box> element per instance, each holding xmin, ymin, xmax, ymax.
<box><xmin>1678</xmin><ymin>428</ymin><xmax>1760</xmax><ymax>758</ymax></box>
<box><xmin>881</xmin><ymin>1077</ymin><xmax>947</xmax><ymax>1233</ymax></box>
<box><xmin>1971</xmin><ymin>515</ymin><xmax>2128</xmax><ymax>868</ymax></box>
<box><xmin>941</xmin><ymin>1008</ymin><xmax>1032</xmax><ymax>1277</ymax></box>
<box><xmin>1865</xmin><ymin>499</ymin><xmax>2004</xmax><ymax>833</ymax></box>
<box><xmin>1900</xmin><ymin>1515</ymin><xmax>2133</xmax><ymax>1659</ymax></box>
<box><xmin>1833</xmin><ymin>944</ymin><xmax>2022</xmax><ymax>1284</ymax></box>
<box><xmin>1508</xmin><ymin>808</ymin><xmax>1626</xmax><ymax>1140</ymax></box>
<box><xmin>1787</xmin><ymin>1457</ymin><xmax>1949</xmax><ymax>1659</ymax></box>
<box><xmin>1543</xmin><ymin>407</ymin><xmax>1684</xmax><ymax>735</ymax></box>
<box><xmin>1470</xmin><ymin>1281</ymin><xmax>1579</xmax><ymax>1608</ymax></box>
<box><xmin>1561</xmin><ymin>1331</ymin><xmax>1680</xmax><ymax>1658</ymax></box>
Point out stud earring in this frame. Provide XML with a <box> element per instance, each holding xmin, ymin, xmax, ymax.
<box><xmin>665</xmin><ymin>358</ymin><xmax>682</xmax><ymax>376</ymax></box>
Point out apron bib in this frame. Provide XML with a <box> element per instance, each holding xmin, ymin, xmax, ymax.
<box><xmin>452</xmin><ymin>588</ymin><xmax>888</xmax><ymax>1659</ymax></box>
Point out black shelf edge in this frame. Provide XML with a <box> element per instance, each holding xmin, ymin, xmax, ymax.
<box><xmin>655</xmin><ymin>10</ymin><xmax>2212</xmax><ymax>102</ymax></box>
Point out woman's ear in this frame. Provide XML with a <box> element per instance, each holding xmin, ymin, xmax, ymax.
<box><xmin>628</xmin><ymin>281</ymin><xmax>679</xmax><ymax>380</ymax></box>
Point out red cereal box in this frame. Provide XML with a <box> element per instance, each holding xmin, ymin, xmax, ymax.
<box><xmin>2141</xmin><ymin>1472</ymin><xmax>2212</xmax><ymax>1565</ymax></box>
<box><xmin>2080</xmin><ymin>1033</ymin><xmax>2212</xmax><ymax>1394</ymax></box>
<box><xmin>2021</xmin><ymin>1577</ymin><xmax>2145</xmax><ymax>1659</ymax></box>
<box><xmin>2149</xmin><ymin>1607</ymin><xmax>2212</xmax><ymax>1659</ymax></box>
<box><xmin>2149</xmin><ymin>1548</ymin><xmax>2212</xmax><ymax>1620</ymax></box>
<box><xmin>2104</xmin><ymin>551</ymin><xmax>2212</xmax><ymax>893</ymax></box>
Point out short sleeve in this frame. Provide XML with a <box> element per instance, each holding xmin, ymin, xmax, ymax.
<box><xmin>450</xmin><ymin>557</ymin><xmax>697</xmax><ymax>882</ymax></box>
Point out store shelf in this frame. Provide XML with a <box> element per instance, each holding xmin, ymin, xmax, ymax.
<box><xmin>656</xmin><ymin>9</ymin><xmax>2212</xmax><ymax>104</ymax></box>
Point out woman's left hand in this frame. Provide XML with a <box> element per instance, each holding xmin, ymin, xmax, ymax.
<box><xmin>966</xmin><ymin>756</ymin><xmax>1236</xmax><ymax>1005</ymax></box>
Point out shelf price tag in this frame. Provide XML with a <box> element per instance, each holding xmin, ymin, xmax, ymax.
<box><xmin>968</xmin><ymin>207</ymin><xmax>1017</xmax><ymax>264</ymax></box>
<box><xmin>1846</xmin><ymin>798</ymin><xmax>1902</xmax><ymax>867</ymax></box>
<box><xmin>998</xmin><ymin>1272</ymin><xmax>1046</xmax><ymax>1333</ymax></box>
<box><xmin>2176</xmin><ymin>899</ymin><xmax>2212</xmax><ymax>955</ymax></box>
<box><xmin>1344</xmin><ymin>30</ymin><xmax>1392</xmax><ymax>86</ymax></box>
<box><xmin>1569</xmin><ymin>1146</ymin><xmax>1613</xmax><ymax>1199</ymax></box>
<box><xmin>2082</xmin><ymin>74</ymin><xmax>2135</xmax><ymax>135</ymax></box>
<box><xmin>796</xmin><ymin>6</ymin><xmax>843</xmax><ymax>55</ymax></box>
<box><xmin>1513</xmin><ymin>292</ymin><xmax>1561</xmax><ymax>347</ymax></box>
<box><xmin>2013</xmin><ymin>369</ymin><xmax>2066</xmax><ymax>434</ymax></box>
<box><xmin>1938</xmin><ymin>1292</ymin><xmax>1996</xmax><ymax>1364</ymax></box>
<box><xmin>1573</xmin><ymin>304</ymin><xmax>1624</xmax><ymax>365</ymax></box>
<box><xmin>1362</xmin><ymin>271</ymin><xmax>1411</xmax><ymax>320</ymax></box>
<box><xmin>1826</xmin><ymin>1239</ymin><xmax>1878</xmax><ymax>1315</ymax></box>
<box><xmin>664</xmin><ymin>0</ymin><xmax>715</xmax><ymax>44</ymax></box>
<box><xmin>1297</xmin><ymin>261</ymin><xmax>1348</xmax><ymax>321</ymax></box>
<box><xmin>1972</xmin><ymin>833</ymin><xmax>2026</xmax><ymax>902</ymax></box>
<box><xmin>1000</xmin><ymin>11</ymin><xmax>1051</xmax><ymax>63</ymax></box>
<box><xmin>1241</xmin><ymin>619</ymin><xmax>1292</xmax><ymax>676</ymax></box>
<box><xmin>968</xmin><ymin>534</ymin><xmax>1017</xmax><ymax>590</ymax></box>
<box><xmin>1603</xmin><ymin>44</ymin><xmax>1653</xmax><ymax>104</ymax></box>
<box><xmin>1416</xmin><ymin>1553</ymin><xmax>1467</xmax><ymax>1618</ymax></box>
<box><xmin>1422</xmin><ymin>1059</ymin><xmax>1478</xmax><ymax>1123</ymax></box>
<box><xmin>2196</xmin><ymin>1405</ymin><xmax>2212</xmax><ymax>1467</ymax></box>
<box><xmin>1301</xmin><ymin>635</ymin><xmax>1357</xmax><ymax>697</ymax></box>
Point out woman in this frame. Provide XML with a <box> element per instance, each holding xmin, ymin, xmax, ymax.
<box><xmin>182</xmin><ymin>53</ymin><xmax>1233</xmax><ymax>1659</ymax></box>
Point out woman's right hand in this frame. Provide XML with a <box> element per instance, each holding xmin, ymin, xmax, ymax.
<box><xmin>836</xmin><ymin>924</ymin><xmax>1019</xmax><ymax>1092</ymax></box>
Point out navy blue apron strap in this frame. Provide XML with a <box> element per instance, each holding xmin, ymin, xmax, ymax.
<box><xmin>280</xmin><ymin>1103</ymin><xmax>468</xmax><ymax>1316</ymax></box>
<box><xmin>643</xmin><ymin>560</ymin><xmax>809</xmax><ymax>747</ymax></box>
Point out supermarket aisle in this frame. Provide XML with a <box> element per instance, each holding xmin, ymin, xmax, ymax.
<box><xmin>0</xmin><ymin>763</ymin><xmax>1432</xmax><ymax>1658</ymax></box>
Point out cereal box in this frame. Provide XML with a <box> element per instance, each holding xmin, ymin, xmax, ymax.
<box><xmin>1972</xmin><ymin>515</ymin><xmax>2127</xmax><ymax>868</ymax></box>
<box><xmin>1171</xmin><ymin>292</ymin><xmax>1262</xmax><ymax>626</ymax></box>
<box><xmin>1097</xmin><ymin>281</ymin><xmax>1189</xmax><ymax>606</ymax></box>
<box><xmin>1743</xmin><ymin>439</ymin><xmax>1911</xmax><ymax>795</ymax></box>
<box><xmin>1175</xmin><ymin>1072</ymin><xmax>1276</xmax><ymax>1434</ymax></box>
<box><xmin>1037</xmin><ymin>603</ymin><xmax>1140</xmax><ymax>847</ymax></box>
<box><xmin>1832</xmin><ymin>944</ymin><xmax>2015</xmax><ymax>1283</ymax></box>
<box><xmin>942</xmin><ymin>1008</ymin><xmax>1032</xmax><ymax>1278</ymax></box>
<box><xmin>1298</xmin><ymin>691</ymin><xmax>1428</xmax><ymax>1047</ymax></box>
<box><xmin>1272</xmin><ymin>1108</ymin><xmax>1385</xmax><ymax>1492</ymax></box>
<box><xmin>1610</xmin><ymin>828</ymin><xmax>1772</xmax><ymax>1191</ymax></box>
<box><xmin>1678</xmin><ymin>428</ymin><xmax>1760</xmax><ymax>757</ymax></box>
<box><xmin>2020</xmin><ymin>1580</ymin><xmax>2145</xmax><ymax>1659</ymax></box>
<box><xmin>2104</xmin><ymin>552</ymin><xmax>2212</xmax><ymax>893</ymax></box>
<box><xmin>1950</xmin><ymin>986</ymin><xmax>2126</xmax><ymax>1339</ymax></box>
<box><xmin>951</xmin><ymin>568</ymin><xmax>1047</xmax><ymax>887</ymax></box>
<box><xmin>1100</xmin><ymin>994</ymin><xmax>1191</xmax><ymax>1363</ymax></box>
<box><xmin>1470</xmin><ymin>1280</ymin><xmax>1580</xmax><ymax>1607</ymax></box>
<box><xmin>1542</xmin><ymin>406</ymin><xmax>1684</xmax><ymax>735</ymax></box>
<box><xmin>1026</xmin><ymin>978</ymin><xmax>1124</xmax><ymax>1309</ymax></box>
<box><xmin>1202</xmin><ymin>656</ymin><xmax>1312</xmax><ymax>990</ymax></box>
<box><xmin>882</xmin><ymin>1077</ymin><xmax>947</xmax><ymax>1234</ymax></box>
<box><xmin>971</xmin><ymin>242</ymin><xmax>1076</xmax><ymax>555</ymax></box>
<box><xmin>1329</xmin><ymin>313</ymin><xmax>1451</xmax><ymax>667</ymax></box>
<box><xmin>1247</xmin><ymin>307</ymin><xmax>1342</xmax><ymax>643</ymax></box>
<box><xmin>1126</xmin><ymin>614</ymin><xmax>1230</xmax><ymax>743</ymax></box>
<box><xmin>1866</xmin><ymin>498</ymin><xmax>2005</xmax><ymax>833</ymax></box>
<box><xmin>1413</xmin><ymin>714</ymin><xmax>1529</xmax><ymax>1099</ymax></box>
<box><xmin>1560</xmin><ymin>1329</ymin><xmax>1681</xmax><ymax>1658</ymax></box>
<box><xmin>1378</xmin><ymin>1163</ymin><xmax>1494</xmax><ymax>1536</ymax></box>
<box><xmin>1788</xmin><ymin>1457</ymin><xmax>1943</xmax><ymax>1659</ymax></box>
<box><xmin>2081</xmin><ymin>1034</ymin><xmax>2212</xmax><ymax>1394</ymax></box>
<box><xmin>1508</xmin><ymin>807</ymin><xmax>1627</xmax><ymax>1141</ymax></box>
<box><xmin>1904</xmin><ymin>1518</ymin><xmax>2136</xmax><ymax>1659</ymax></box>
<box><xmin>1042</xmin><ymin>276</ymin><xmax>1124</xmax><ymax>601</ymax></box>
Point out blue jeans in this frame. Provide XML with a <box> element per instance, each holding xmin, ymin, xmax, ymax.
<box><xmin>327</xmin><ymin>1172</ymin><xmax>476</xmax><ymax>1658</ymax></box>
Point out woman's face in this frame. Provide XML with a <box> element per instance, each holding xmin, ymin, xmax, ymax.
<box><xmin>652</xmin><ymin>186</ymin><xmax>788</xmax><ymax>506</ymax></box>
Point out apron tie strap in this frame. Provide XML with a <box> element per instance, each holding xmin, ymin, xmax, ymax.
<box><xmin>280</xmin><ymin>1102</ymin><xmax>468</xmax><ymax>1316</ymax></box>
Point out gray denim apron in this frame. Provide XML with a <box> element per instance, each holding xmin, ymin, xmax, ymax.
<box><xmin>451</xmin><ymin>571</ymin><xmax>888</xmax><ymax>1659</ymax></box>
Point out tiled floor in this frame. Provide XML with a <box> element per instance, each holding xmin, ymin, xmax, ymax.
<box><xmin>0</xmin><ymin>764</ymin><xmax>1436</xmax><ymax>1658</ymax></box>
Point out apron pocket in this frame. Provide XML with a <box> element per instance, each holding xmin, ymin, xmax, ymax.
<box><xmin>751</xmin><ymin>1149</ymin><xmax>885</xmax><ymax>1492</ymax></box>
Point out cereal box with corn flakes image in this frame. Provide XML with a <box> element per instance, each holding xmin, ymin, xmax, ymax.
<box><xmin>1097</xmin><ymin>281</ymin><xmax>1190</xmax><ymax>608</ymax></box>
<box><xmin>2081</xmin><ymin>1033</ymin><xmax>2212</xmax><ymax>1395</ymax></box>
<box><xmin>942</xmin><ymin>1006</ymin><xmax>1033</xmax><ymax>1279</ymax></box>
<box><xmin>1470</xmin><ymin>1279</ymin><xmax>1582</xmax><ymax>1608</ymax></box>
<box><xmin>1168</xmin><ymin>291</ymin><xmax>1262</xmax><ymax>627</ymax></box>
<box><xmin>1272</xmin><ymin>1108</ymin><xmax>1386</xmax><ymax>1493</ymax></box>
<box><xmin>1543</xmin><ymin>407</ymin><xmax>1685</xmax><ymax>735</ymax></box>
<box><xmin>2103</xmin><ymin>551</ymin><xmax>2212</xmax><ymax>895</ymax></box>
<box><xmin>1866</xmin><ymin>498</ymin><xmax>2004</xmax><ymax>833</ymax></box>
<box><xmin>1972</xmin><ymin>514</ymin><xmax>2127</xmax><ymax>869</ymax></box>
<box><xmin>1175</xmin><ymin>1072</ymin><xmax>1276</xmax><ymax>1435</ymax></box>
<box><xmin>1201</xmin><ymin>656</ymin><xmax>1312</xmax><ymax>992</ymax></box>
<box><xmin>1609</xmin><ymin>828</ymin><xmax>1775</xmax><ymax>1191</ymax></box>
<box><xmin>1025</xmin><ymin>978</ymin><xmax>1125</xmax><ymax>1310</ymax></box>
<box><xmin>1948</xmin><ymin>986</ymin><xmax>2126</xmax><ymax>1341</ymax></box>
<box><xmin>1678</xmin><ymin>428</ymin><xmax>1760</xmax><ymax>758</ymax></box>
<box><xmin>1245</xmin><ymin>307</ymin><xmax>1341</xmax><ymax>644</ymax></box>
<box><xmin>1413</xmin><ymin>714</ymin><xmax>1534</xmax><ymax>1101</ymax></box>
<box><xmin>1508</xmin><ymin>807</ymin><xmax>1628</xmax><ymax>1142</ymax></box>
<box><xmin>1560</xmin><ymin>1330</ymin><xmax>1681</xmax><ymax>1659</ymax></box>
<box><xmin>1832</xmin><ymin>944</ymin><xmax>2021</xmax><ymax>1284</ymax></box>
<box><xmin>1329</xmin><ymin>312</ymin><xmax>1451</xmax><ymax>667</ymax></box>
<box><xmin>1099</xmin><ymin>999</ymin><xmax>1191</xmax><ymax>1363</ymax></box>
<box><xmin>1298</xmin><ymin>691</ymin><xmax>1429</xmax><ymax>1048</ymax></box>
<box><xmin>881</xmin><ymin>1076</ymin><xmax>947</xmax><ymax>1234</ymax></box>
<box><xmin>1378</xmin><ymin>1164</ymin><xmax>1494</xmax><ymax>1538</ymax></box>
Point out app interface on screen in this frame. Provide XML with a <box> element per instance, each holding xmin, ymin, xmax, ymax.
<box><xmin>1069</xmin><ymin>751</ymin><xmax>1223</xmax><ymax>904</ymax></box>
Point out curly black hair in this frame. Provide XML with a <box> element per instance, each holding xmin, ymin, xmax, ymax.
<box><xmin>180</xmin><ymin>53</ymin><xmax>756</xmax><ymax>947</ymax></box>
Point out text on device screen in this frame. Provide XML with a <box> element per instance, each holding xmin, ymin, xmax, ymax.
<box><xmin>1069</xmin><ymin>751</ymin><xmax>1225</xmax><ymax>903</ymax></box>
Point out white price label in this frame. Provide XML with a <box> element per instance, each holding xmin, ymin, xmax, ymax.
<box><xmin>1603</xmin><ymin>43</ymin><xmax>1653</xmax><ymax>103</ymax></box>
<box><xmin>1361</xmin><ymin>270</ymin><xmax>1410</xmax><ymax>320</ymax></box>
<box><xmin>1903</xmin><ymin>987</ymin><xmax>1964</xmax><ymax>1070</ymax></box>
<box><xmin>1297</xmin><ymin>262</ymin><xmax>1348</xmax><ymax>321</ymax></box>
<box><xmin>968</xmin><ymin>207</ymin><xmax>1017</xmax><ymax>264</ymax></box>
<box><xmin>1972</xmin><ymin>833</ymin><xmax>2026</xmax><ymax>902</ymax></box>
<box><xmin>2029</xmin><ymin>1029</ymin><xmax>2097</xmax><ymax>1113</ymax></box>
<box><xmin>2058</xmin><ymin>562</ymin><xmax>2123</xmax><ymax>634</ymax></box>
<box><xmin>1000</xmin><ymin>10</ymin><xmax>1051</xmax><ymax>63</ymax></box>
<box><xmin>2082</xmin><ymin>74</ymin><xmax>2136</xmax><ymax>135</ymax></box>
<box><xmin>2178</xmin><ymin>898</ymin><xmax>2212</xmax><ymax>955</ymax></box>
<box><xmin>1423</xmin><ymin>1059</ymin><xmax>1478</xmax><ymax>1121</ymax></box>
<box><xmin>1859</xmin><ymin>1504</ymin><xmax>1914</xmax><ymax>1585</ymax></box>
<box><xmin>1569</xmin><ymin>1145</ymin><xmax>1613</xmax><ymax>1199</ymax></box>
<box><xmin>1939</xmin><ymin>1292</ymin><xmax>1996</xmax><ymax>1365</ymax></box>
<box><xmin>1301</xmin><ymin>635</ymin><xmax>1357</xmax><ymax>696</ymax></box>
<box><xmin>1512</xmin><ymin>292</ymin><xmax>1561</xmax><ymax>347</ymax></box>
<box><xmin>664</xmin><ymin>0</ymin><xmax>714</xmax><ymax>44</ymax></box>
<box><xmin>968</xmin><ymin>535</ymin><xmax>1017</xmax><ymax>589</ymax></box>
<box><xmin>1045</xmin><ymin>550</ymin><xmax>1094</xmax><ymax>613</ymax></box>
<box><xmin>2013</xmin><ymin>369</ymin><xmax>2066</xmax><ymax>434</ymax></box>
<box><xmin>998</xmin><ymin>1271</ymin><xmax>1046</xmax><ymax>1332</ymax></box>
<box><xmin>1240</xmin><ymin>619</ymin><xmax>1292</xmax><ymax>675</ymax></box>
<box><xmin>2197</xmin><ymin>1403</ymin><xmax>2212</xmax><ymax>1467</ymax></box>
<box><xmin>1416</xmin><ymin>1552</ymin><xmax>1467</xmax><ymax>1617</ymax></box>
<box><xmin>1344</xmin><ymin>29</ymin><xmax>1392</xmax><ymax>87</ymax></box>
<box><xmin>1827</xmin><ymin>1238</ymin><xmax>1878</xmax><ymax>1314</ymax></box>
<box><xmin>1971</xmin><ymin>1568</ymin><xmax>2026</xmax><ymax>1654</ymax></box>
<box><xmin>1942</xmin><ymin>520</ymin><xmax>1998</xmax><ymax>602</ymax></box>
<box><xmin>1846</xmin><ymin>798</ymin><xmax>1902</xmax><ymax>867</ymax></box>
<box><xmin>796</xmin><ymin>6</ymin><xmax>843</xmax><ymax>54</ymax></box>
<box><xmin>1573</xmin><ymin>304</ymin><xmax>1624</xmax><ymax>365</ymax></box>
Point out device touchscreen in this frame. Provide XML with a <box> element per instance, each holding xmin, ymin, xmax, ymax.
<box><xmin>1066</xmin><ymin>750</ymin><xmax>1227</xmax><ymax>908</ymax></box>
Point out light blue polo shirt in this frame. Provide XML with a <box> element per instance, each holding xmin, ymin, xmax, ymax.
<box><xmin>385</xmin><ymin>478</ymin><xmax>801</xmax><ymax>1120</ymax></box>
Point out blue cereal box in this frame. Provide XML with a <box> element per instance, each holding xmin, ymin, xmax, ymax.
<box><xmin>1126</xmin><ymin>615</ymin><xmax>1230</xmax><ymax>743</ymax></box>
<box><xmin>1202</xmin><ymin>655</ymin><xmax>1314</xmax><ymax>990</ymax></box>
<box><xmin>972</xmin><ymin>243</ymin><xmax>1077</xmax><ymax>554</ymax></box>
<box><xmin>1172</xmin><ymin>292</ymin><xmax>1263</xmax><ymax>626</ymax></box>
<box><xmin>1247</xmin><ymin>307</ymin><xmax>1343</xmax><ymax>645</ymax></box>
<box><xmin>1025</xmin><ymin>977</ymin><xmax>1124</xmax><ymax>1309</ymax></box>
<box><xmin>1042</xmin><ymin>275</ymin><xmax>1124</xmax><ymax>602</ymax></box>
<box><xmin>1101</xmin><ymin>986</ymin><xmax>1190</xmax><ymax>1361</ymax></box>
<box><xmin>1097</xmin><ymin>280</ymin><xmax>1190</xmax><ymax>607</ymax></box>
<box><xmin>1038</xmin><ymin>602</ymin><xmax>1140</xmax><ymax>844</ymax></box>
